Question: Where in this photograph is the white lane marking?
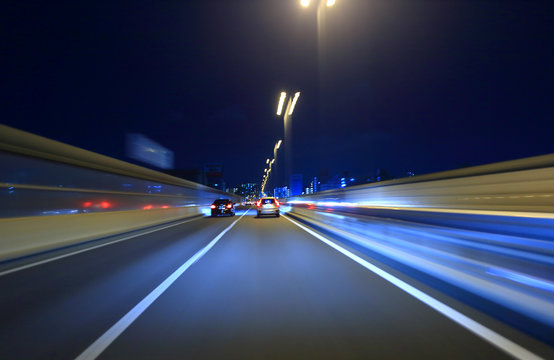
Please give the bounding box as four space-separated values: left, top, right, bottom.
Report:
0 217 203 277
283 215 544 360
75 210 248 360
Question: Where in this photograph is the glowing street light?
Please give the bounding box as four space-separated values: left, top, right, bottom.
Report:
276 92 287 115
277 91 301 117
266 158 270 164
274 91 301 194
288 92 301 115
300 0 336 8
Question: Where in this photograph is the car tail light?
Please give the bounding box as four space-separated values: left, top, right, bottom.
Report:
226 204 233 209
210 205 216 209
256 200 261 207
275 199 280 207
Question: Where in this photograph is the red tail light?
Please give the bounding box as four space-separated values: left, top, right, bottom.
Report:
256 200 261 207
210 205 216 209
226 204 233 209
275 199 280 207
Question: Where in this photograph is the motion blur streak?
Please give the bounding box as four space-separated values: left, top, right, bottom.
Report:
288 154 554 213
487 269 554 293
0 217 200 277
287 206 554 329
75 210 248 360
284 215 544 360
283 155 554 346
1 127 552 357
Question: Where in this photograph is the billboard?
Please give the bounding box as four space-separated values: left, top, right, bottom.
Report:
126 133 174 169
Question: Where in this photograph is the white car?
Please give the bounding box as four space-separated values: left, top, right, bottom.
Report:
256 197 280 217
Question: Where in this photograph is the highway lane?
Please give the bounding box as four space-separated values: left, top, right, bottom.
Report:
0 209 550 359
0 214 238 359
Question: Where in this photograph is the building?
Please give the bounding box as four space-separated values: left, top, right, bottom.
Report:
319 174 341 191
274 186 290 199
235 183 260 201
204 162 225 191
290 174 303 197
310 177 319 193
164 169 204 184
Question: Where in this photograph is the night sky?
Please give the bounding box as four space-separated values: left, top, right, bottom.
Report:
3 0 553 186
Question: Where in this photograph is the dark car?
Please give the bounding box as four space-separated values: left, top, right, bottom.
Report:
210 199 235 217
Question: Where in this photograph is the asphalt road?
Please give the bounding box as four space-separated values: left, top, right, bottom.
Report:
0 209 550 359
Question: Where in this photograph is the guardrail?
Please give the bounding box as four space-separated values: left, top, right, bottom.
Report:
290 153 554 213
287 154 554 343
0 124 239 262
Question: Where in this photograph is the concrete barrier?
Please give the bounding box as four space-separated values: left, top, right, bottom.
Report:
0 124 239 262
289 154 554 213
285 156 554 341
0 207 201 262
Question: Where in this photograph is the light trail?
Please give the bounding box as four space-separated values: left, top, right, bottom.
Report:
284 215 544 360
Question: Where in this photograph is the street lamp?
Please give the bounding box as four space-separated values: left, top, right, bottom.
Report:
262 140 283 197
297 1 337 198
276 92 287 116
276 91 301 195
276 91 301 118
288 92 301 115
299 0 336 8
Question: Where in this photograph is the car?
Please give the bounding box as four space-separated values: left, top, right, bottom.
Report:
256 197 280 217
210 199 235 217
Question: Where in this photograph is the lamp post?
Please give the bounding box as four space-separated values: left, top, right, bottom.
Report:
276 92 300 196
300 1 337 184
261 152 279 196
262 140 282 197
299 0 336 62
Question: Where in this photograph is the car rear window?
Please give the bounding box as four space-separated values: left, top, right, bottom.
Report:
261 198 275 204
214 199 230 205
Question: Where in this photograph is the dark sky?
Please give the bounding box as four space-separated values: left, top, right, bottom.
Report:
3 0 553 186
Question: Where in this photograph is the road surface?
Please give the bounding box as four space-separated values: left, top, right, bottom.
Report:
0 209 550 359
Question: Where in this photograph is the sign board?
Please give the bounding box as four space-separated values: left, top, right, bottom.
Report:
126 133 174 169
